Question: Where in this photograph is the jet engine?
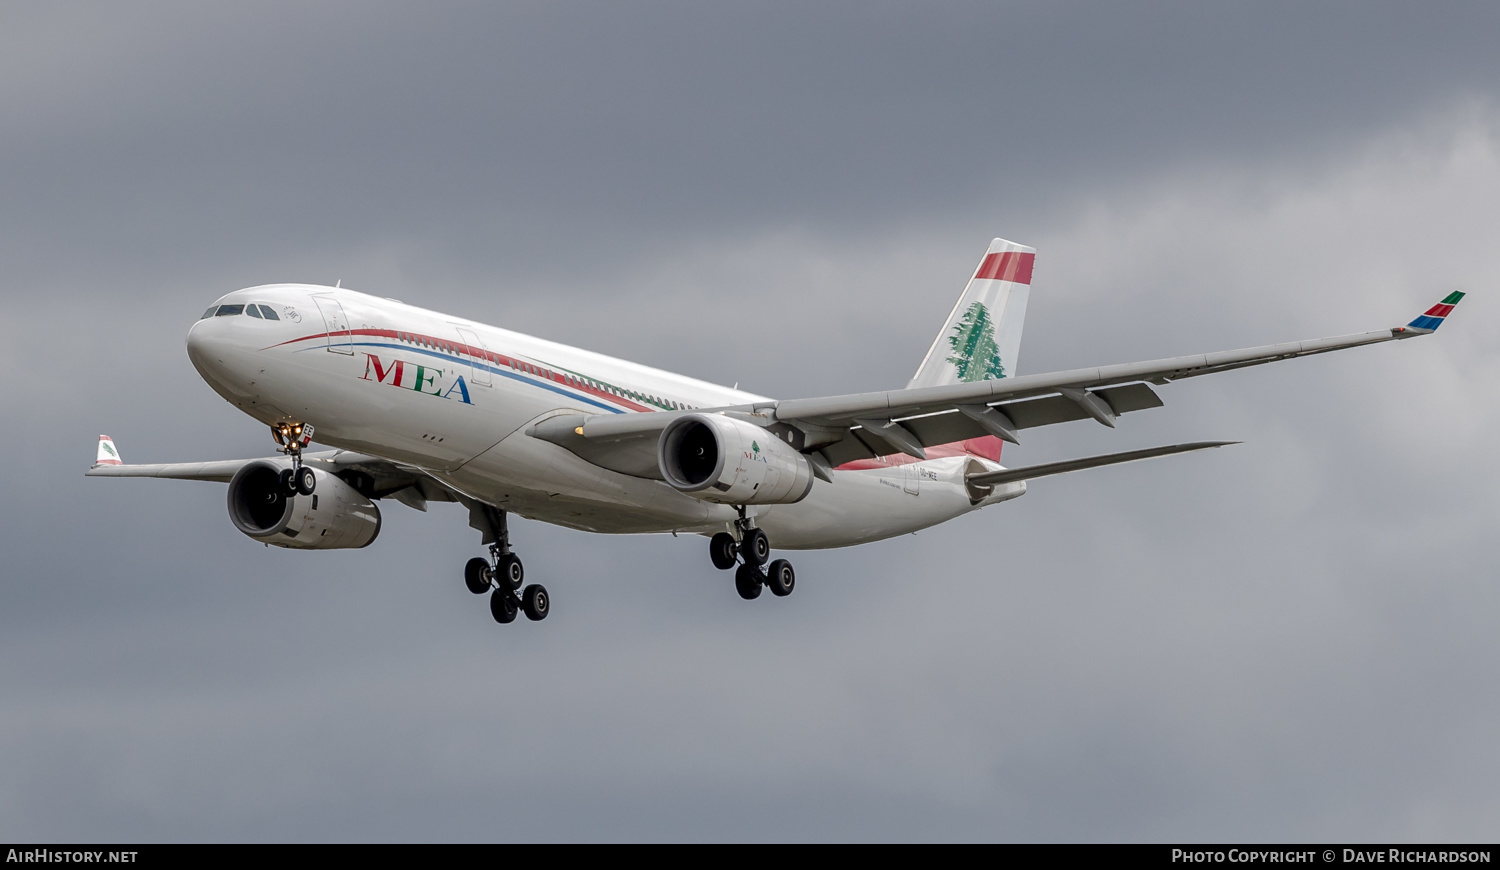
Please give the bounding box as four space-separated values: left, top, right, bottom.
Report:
658 414 815 505
227 461 381 549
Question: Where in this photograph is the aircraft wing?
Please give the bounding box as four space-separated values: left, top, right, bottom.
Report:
85 457 269 482
84 448 370 483
84 444 462 513
773 320 1423 467
529 293 1463 475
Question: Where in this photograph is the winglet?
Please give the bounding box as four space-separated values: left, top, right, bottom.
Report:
1399 291 1465 335
94 435 123 466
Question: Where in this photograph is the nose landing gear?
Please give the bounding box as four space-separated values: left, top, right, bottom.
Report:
271 422 317 496
712 508 795 602
465 505 549 625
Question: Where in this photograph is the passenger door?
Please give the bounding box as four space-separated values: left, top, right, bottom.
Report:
454 326 493 386
312 294 353 355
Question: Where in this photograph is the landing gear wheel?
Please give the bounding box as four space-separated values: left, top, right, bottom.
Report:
278 468 297 496
741 528 770 566
497 553 524 588
522 584 550 621
735 563 764 600
489 589 518 624
464 557 492 595
294 466 317 496
709 533 738 570
766 559 795 597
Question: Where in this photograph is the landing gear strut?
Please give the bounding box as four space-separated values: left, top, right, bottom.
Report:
713 507 795 601
271 422 317 496
465 504 549 624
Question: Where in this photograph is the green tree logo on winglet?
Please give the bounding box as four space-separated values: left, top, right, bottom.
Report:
946 302 1006 382
102 442 117 457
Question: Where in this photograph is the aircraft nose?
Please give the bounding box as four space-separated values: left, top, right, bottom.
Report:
186 313 262 403
185 315 237 383
185 319 215 370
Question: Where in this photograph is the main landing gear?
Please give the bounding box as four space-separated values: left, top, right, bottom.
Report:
271 421 317 496
465 505 549 625
711 509 795 601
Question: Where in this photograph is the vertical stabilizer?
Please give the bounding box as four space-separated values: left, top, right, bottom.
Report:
95 435 122 466
907 238 1036 390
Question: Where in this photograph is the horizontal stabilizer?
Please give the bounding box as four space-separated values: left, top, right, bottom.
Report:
966 441 1236 488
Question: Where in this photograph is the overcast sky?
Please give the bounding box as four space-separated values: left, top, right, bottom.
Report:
2 2 1497 842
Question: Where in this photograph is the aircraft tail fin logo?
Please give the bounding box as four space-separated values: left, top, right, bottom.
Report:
95 435 122 466
908 237 1035 390
945 301 1006 382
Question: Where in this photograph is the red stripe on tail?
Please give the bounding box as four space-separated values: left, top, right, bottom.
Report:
974 252 1035 284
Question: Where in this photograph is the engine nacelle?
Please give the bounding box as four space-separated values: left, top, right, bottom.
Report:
227 461 381 549
658 414 815 505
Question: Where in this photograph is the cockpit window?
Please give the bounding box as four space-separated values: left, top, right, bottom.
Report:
201 306 219 320
259 305 280 320
245 303 263 318
215 304 245 317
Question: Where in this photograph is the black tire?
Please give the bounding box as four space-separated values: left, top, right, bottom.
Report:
278 468 297 496
709 532 738 570
498 554 524 588
464 557 491 595
741 528 770 566
522 584 549 621
766 559 795 597
489 589 518 624
295 466 317 496
734 563 764 600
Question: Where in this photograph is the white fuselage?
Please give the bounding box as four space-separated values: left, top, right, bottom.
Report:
186 284 1024 548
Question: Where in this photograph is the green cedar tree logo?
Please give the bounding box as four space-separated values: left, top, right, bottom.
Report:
102 441 117 457
946 302 1006 382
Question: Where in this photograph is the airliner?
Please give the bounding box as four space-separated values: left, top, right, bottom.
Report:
88 238 1464 625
